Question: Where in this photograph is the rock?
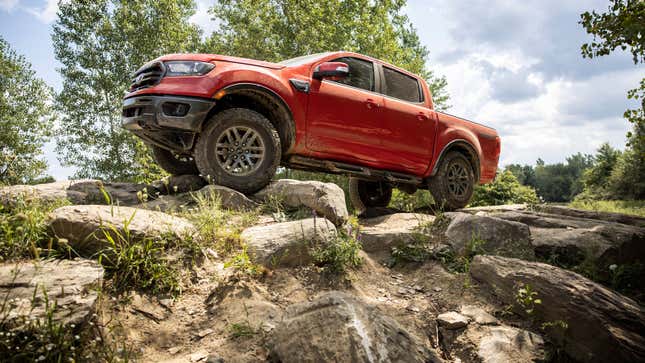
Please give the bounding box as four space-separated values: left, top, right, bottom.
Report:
533 204 645 228
460 305 498 325
150 175 207 195
437 311 469 329
489 210 645 285
270 291 441 363
458 204 528 213
241 217 336 268
470 255 645 362
195 185 259 211
254 179 348 225
48 205 195 257
359 213 435 252
442 212 534 260
140 184 258 212
0 180 92 207
189 351 208 362
0 259 103 328
475 325 545 363
67 180 153 205
206 355 225 363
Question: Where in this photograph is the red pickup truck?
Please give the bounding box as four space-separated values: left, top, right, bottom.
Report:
122 52 500 210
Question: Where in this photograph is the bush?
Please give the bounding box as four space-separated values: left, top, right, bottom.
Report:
312 217 362 273
470 170 539 207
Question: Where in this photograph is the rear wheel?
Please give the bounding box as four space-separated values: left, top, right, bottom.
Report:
151 145 199 175
349 177 393 213
194 108 281 194
428 151 475 210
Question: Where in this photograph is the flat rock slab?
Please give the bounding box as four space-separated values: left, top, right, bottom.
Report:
533 204 645 228
0 180 93 207
270 291 441 363
442 212 534 260
254 179 348 225
458 204 528 213
49 205 195 257
0 259 103 328
359 213 435 252
470 255 645 363
241 217 336 268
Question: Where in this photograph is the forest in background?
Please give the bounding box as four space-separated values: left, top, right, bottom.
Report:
1 0 643 214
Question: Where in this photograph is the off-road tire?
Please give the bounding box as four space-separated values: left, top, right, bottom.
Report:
428 151 475 211
194 108 281 194
151 145 199 175
349 177 393 213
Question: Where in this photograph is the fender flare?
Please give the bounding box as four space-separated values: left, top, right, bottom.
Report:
212 83 296 153
430 139 481 181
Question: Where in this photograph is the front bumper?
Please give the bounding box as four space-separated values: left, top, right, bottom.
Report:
122 95 215 152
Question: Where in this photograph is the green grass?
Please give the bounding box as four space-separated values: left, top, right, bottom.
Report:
569 199 645 217
311 216 363 273
0 198 70 261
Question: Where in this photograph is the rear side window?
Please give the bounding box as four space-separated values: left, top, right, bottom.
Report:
330 57 374 91
383 66 422 102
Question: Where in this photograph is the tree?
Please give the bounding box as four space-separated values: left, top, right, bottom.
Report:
470 170 539 207
580 1 645 198
0 37 54 185
580 143 621 197
204 0 449 109
52 0 201 182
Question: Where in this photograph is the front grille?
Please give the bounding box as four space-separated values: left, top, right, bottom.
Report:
129 61 165 91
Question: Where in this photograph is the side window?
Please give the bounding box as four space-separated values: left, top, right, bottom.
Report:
383 66 422 103
330 57 374 91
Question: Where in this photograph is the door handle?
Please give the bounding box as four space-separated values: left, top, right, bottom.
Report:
417 113 429 121
366 99 380 109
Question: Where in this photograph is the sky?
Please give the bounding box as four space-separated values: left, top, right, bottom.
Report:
1 0 642 180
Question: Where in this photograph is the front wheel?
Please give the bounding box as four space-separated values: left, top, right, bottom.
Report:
194 108 281 194
348 177 393 213
428 151 475 210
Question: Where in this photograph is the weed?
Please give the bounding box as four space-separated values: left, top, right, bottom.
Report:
515 283 542 315
229 322 255 338
436 234 486 274
311 216 362 273
0 197 70 261
0 283 133 362
224 246 264 276
97 217 183 296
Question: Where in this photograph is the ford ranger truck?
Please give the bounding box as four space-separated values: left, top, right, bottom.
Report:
122 52 501 211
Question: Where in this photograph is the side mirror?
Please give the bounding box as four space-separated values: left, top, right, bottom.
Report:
313 62 349 79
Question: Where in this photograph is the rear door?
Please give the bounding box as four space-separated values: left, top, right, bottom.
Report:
379 65 437 174
306 57 386 162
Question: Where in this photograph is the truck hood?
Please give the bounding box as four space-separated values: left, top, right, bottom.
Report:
156 53 285 70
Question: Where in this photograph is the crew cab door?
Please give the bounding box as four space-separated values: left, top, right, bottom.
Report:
306 57 386 162
379 65 437 174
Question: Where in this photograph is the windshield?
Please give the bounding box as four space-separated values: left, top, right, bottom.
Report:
278 52 333 66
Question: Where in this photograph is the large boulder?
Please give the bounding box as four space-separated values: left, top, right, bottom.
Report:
254 179 348 225
470 255 645 363
140 184 258 212
488 210 645 286
269 291 441 363
48 205 195 257
241 217 336 268
441 212 534 260
0 259 103 328
359 213 435 252
149 174 208 195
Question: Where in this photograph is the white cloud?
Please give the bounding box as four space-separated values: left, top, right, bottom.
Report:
190 0 219 36
0 0 19 12
25 0 60 24
405 0 638 167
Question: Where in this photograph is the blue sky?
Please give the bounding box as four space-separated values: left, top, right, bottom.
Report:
1 0 643 180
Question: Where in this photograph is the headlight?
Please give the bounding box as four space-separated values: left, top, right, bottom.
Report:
163 61 215 76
